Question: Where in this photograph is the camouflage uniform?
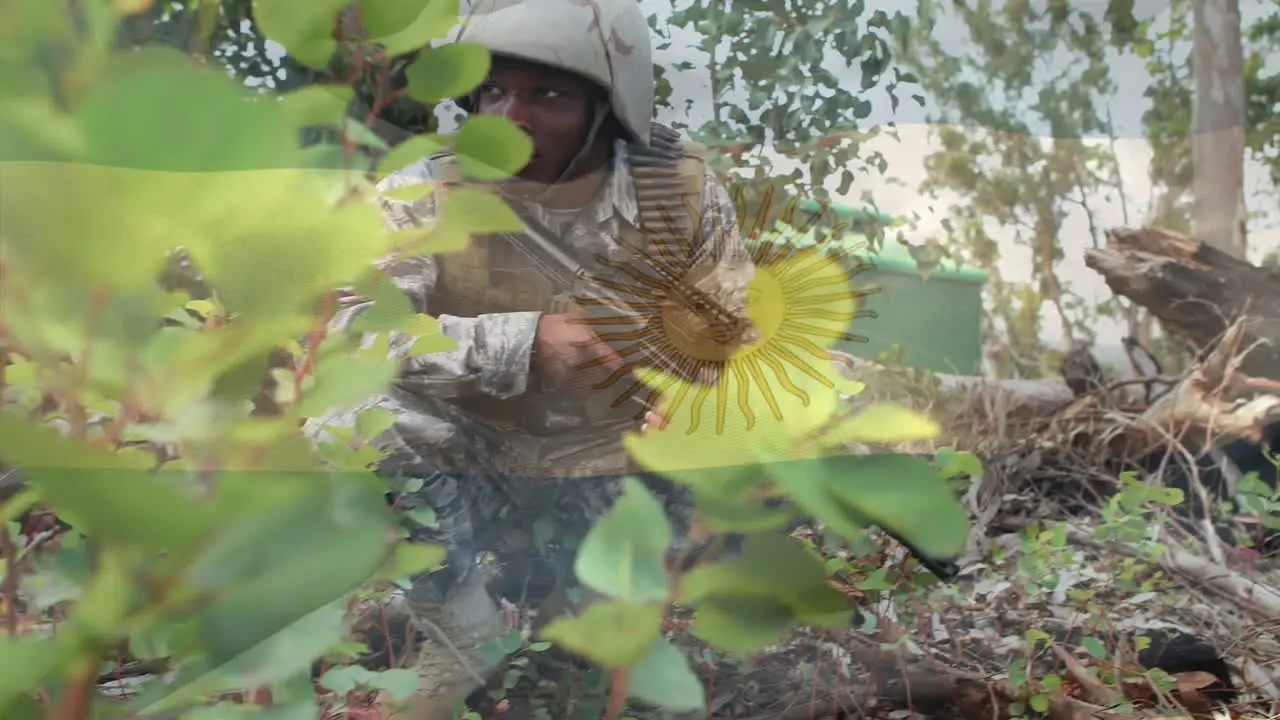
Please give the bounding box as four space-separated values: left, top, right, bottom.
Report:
306 0 753 716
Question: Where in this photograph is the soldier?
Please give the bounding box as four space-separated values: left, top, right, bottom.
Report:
312 0 754 717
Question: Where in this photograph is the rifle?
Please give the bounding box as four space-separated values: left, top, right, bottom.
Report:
879 528 961 581
500 221 963 581
497 214 753 412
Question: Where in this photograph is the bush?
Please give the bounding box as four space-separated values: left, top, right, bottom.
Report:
0 1 968 717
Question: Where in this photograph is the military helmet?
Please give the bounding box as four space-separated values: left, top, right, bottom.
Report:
452 0 655 146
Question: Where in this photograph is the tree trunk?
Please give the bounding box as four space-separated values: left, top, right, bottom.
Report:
1191 0 1248 259
1083 227 1280 382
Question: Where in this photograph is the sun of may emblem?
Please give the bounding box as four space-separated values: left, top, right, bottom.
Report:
570 187 879 434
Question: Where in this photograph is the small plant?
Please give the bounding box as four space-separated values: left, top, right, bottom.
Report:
1005 629 1057 720
1095 472 1182 575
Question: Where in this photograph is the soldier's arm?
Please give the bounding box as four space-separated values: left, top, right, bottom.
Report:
330 162 540 401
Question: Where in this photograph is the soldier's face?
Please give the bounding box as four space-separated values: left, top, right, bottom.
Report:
474 57 601 184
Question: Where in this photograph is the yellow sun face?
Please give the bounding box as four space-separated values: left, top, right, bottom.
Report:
570 187 880 435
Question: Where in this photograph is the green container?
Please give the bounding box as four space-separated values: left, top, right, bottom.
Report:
768 199 989 375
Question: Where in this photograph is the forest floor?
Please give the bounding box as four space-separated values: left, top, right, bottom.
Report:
79 351 1280 720
335 360 1280 720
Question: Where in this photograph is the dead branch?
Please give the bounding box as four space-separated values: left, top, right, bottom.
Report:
1078 319 1280 464
1065 524 1280 623
1084 226 1280 382
1161 541 1280 621
1053 645 1122 706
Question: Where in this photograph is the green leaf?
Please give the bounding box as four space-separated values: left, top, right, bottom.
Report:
382 182 433 203
405 507 438 528
368 0 464 57
781 454 968 559
677 533 851 636
79 59 300 173
201 603 352 699
818 403 940 446
188 475 392 593
252 0 350 69
1029 694 1050 713
539 600 663 668
295 354 398 418
316 438 384 472
774 468 869 542
824 557 845 576
1081 636 1107 659
185 185 390 321
95 287 173 347
378 542 447 580
0 634 76 712
679 534 827 604
356 407 398 444
348 269 419 334
436 186 525 234
402 315 458 356
627 638 706 712
357 0 430 37
320 664 376 694
0 693 41 720
74 548 137 641
1024 628 1052 649
0 415 218 555
856 568 893 591
376 133 446 179
692 595 792 654
693 493 792 534
496 627 524 654
132 480 396 713
405 42 491 103
455 114 534 181
276 85 355 130
0 70 316 290
339 116 390 151
935 448 984 478
574 477 672 603
129 620 200 662
367 668 420 701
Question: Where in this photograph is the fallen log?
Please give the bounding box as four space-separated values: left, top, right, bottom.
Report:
830 351 1075 409
1084 226 1280 382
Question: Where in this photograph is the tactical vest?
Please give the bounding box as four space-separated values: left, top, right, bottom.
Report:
424 122 709 434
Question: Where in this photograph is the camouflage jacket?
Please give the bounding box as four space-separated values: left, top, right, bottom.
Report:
345 138 746 389
324 132 752 478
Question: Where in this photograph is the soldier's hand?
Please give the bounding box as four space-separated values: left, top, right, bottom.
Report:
640 410 667 434
535 313 625 394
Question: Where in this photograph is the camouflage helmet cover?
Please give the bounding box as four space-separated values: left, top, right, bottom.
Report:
453 0 655 146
